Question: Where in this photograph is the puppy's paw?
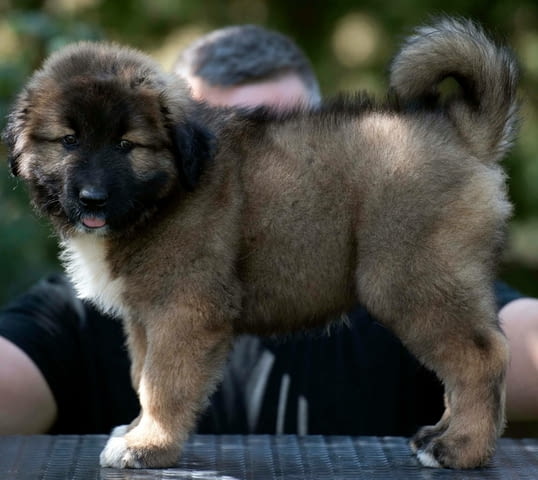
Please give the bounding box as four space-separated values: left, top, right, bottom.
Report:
410 424 444 454
416 449 443 468
414 436 460 469
412 432 493 469
110 424 130 438
100 435 144 469
100 425 182 469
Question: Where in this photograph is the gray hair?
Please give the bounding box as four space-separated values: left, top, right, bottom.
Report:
174 25 321 105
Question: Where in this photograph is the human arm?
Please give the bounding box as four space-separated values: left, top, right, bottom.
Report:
0 335 57 433
502 297 538 422
0 274 138 435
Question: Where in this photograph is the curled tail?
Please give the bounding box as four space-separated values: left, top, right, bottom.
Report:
390 18 519 163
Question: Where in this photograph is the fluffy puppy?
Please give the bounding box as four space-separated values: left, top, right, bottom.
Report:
4 18 518 470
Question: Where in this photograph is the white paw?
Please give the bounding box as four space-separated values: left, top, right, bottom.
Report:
99 434 143 469
110 424 130 438
416 450 442 468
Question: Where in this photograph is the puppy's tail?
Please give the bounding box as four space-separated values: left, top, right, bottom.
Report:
390 18 519 163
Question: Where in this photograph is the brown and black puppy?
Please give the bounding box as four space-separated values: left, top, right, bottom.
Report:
4 18 518 469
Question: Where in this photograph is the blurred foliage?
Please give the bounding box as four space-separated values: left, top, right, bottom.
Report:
0 0 537 304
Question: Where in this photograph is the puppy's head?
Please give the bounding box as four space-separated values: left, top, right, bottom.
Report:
3 41 213 237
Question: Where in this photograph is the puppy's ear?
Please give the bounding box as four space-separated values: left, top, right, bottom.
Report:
170 120 215 191
3 91 30 177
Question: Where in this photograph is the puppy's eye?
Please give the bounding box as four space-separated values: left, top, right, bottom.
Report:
62 135 78 147
118 139 134 152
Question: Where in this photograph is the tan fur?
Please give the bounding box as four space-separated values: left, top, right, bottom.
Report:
4 19 518 469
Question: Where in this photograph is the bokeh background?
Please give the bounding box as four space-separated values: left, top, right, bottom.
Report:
0 0 537 305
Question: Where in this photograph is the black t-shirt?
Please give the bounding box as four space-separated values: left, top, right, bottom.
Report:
0 274 522 435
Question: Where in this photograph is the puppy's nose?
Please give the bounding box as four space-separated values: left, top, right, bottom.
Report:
79 187 108 208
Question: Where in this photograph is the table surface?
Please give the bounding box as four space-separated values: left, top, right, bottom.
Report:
1 434 537 479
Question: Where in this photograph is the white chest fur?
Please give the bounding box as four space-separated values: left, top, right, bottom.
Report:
61 235 128 318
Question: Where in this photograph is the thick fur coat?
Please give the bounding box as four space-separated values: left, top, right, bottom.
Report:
4 18 518 469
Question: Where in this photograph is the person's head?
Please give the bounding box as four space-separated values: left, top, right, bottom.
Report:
173 25 321 109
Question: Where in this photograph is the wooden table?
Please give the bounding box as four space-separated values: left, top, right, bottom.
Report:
1 434 537 479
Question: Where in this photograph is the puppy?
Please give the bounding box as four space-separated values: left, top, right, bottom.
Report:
4 18 518 469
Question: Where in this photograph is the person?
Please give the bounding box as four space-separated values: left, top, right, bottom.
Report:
0 24 537 437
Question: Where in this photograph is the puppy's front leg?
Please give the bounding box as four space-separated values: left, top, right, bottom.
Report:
125 319 147 394
104 319 147 441
100 310 233 469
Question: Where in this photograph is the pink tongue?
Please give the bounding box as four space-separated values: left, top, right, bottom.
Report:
83 217 106 228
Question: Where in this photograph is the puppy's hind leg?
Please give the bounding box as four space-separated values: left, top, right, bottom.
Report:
359 266 509 469
413 318 508 469
406 299 507 469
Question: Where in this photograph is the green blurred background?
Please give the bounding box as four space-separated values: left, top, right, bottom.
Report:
0 0 537 305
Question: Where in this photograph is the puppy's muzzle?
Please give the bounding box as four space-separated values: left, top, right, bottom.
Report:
78 186 108 230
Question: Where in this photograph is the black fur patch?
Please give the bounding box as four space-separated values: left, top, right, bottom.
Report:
472 331 491 352
169 120 216 191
